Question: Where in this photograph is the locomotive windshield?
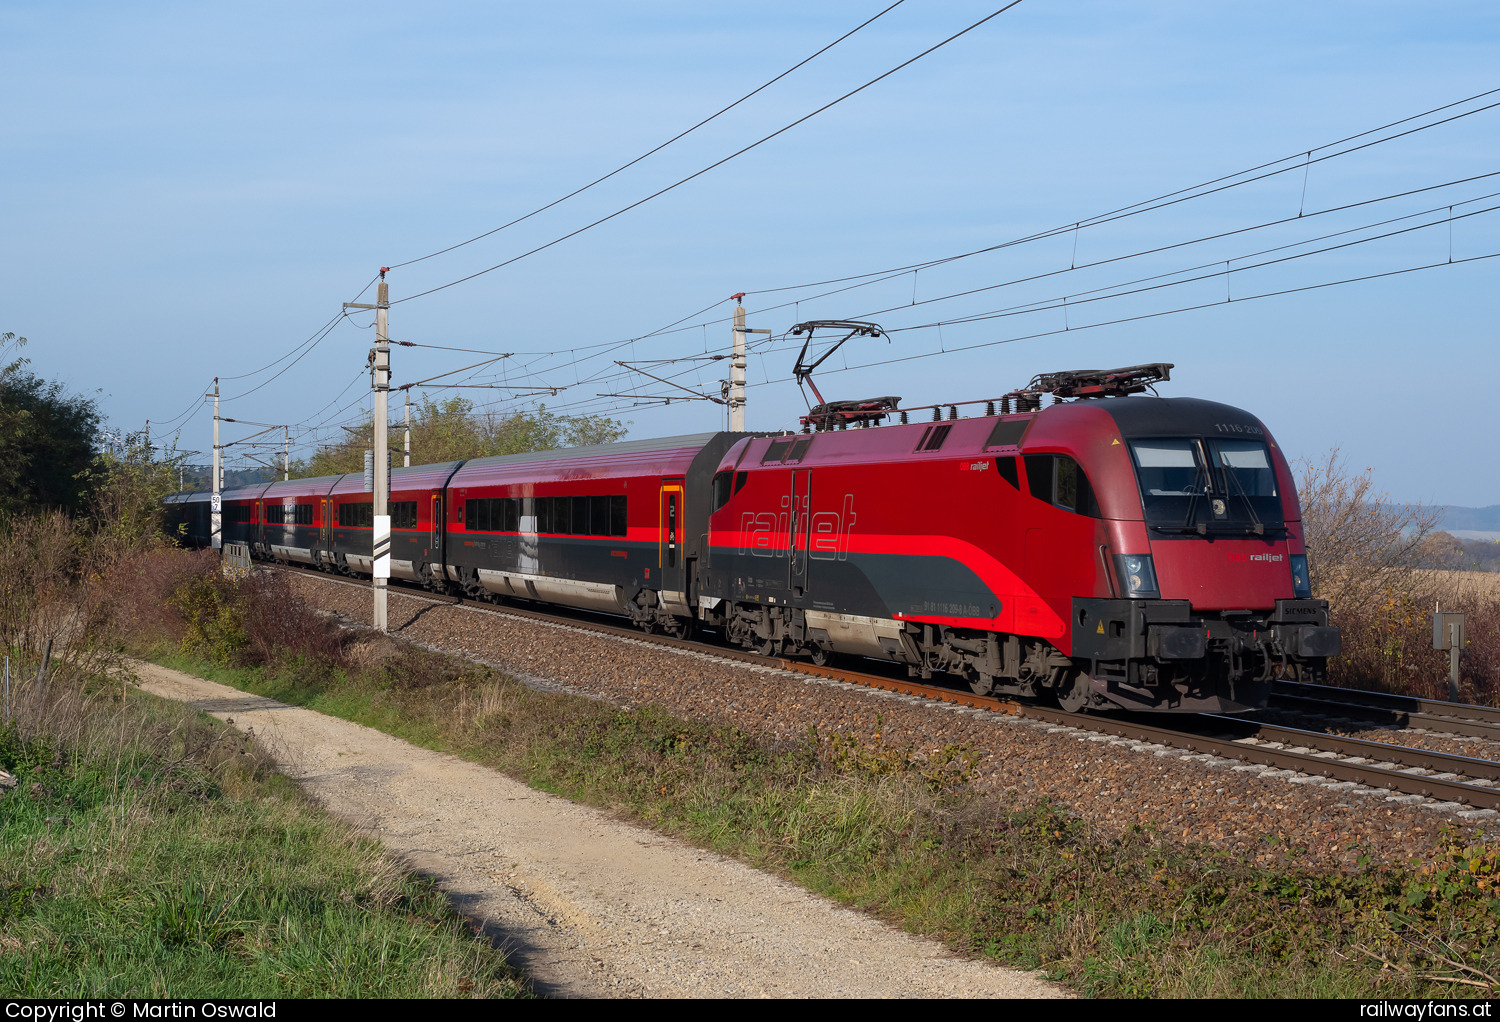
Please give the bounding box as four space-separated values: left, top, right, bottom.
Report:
1129 438 1283 532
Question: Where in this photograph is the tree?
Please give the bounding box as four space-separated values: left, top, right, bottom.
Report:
1414 531 1467 571
1295 448 1440 612
0 332 102 519
85 426 191 564
291 396 629 478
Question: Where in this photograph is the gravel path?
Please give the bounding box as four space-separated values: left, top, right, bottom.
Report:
288 572 1497 870
132 660 1064 1000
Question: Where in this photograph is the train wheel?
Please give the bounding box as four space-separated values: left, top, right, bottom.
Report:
809 644 830 667
1056 672 1090 713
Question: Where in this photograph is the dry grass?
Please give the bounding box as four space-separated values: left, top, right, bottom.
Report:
0 515 525 999
1414 570 1500 606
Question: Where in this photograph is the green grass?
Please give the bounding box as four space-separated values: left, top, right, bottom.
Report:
135 640 1500 999
0 682 526 998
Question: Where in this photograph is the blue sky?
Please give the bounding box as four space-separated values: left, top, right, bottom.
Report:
4 1 1497 505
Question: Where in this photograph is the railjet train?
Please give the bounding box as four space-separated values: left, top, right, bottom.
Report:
168 363 1339 713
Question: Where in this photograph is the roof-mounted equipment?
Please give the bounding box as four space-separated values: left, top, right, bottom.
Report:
789 320 898 431
996 363 1172 411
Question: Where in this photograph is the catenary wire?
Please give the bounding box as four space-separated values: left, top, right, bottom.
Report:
733 86 1500 299
391 1 1027 305
386 1 909 270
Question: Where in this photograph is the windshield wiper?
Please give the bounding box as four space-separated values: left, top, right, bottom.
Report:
1179 446 1209 532
1217 455 1265 535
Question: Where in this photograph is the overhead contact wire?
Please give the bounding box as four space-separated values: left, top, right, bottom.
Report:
387 1 909 270
392 1 1027 305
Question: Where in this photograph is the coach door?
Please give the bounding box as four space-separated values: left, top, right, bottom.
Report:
319 500 329 562
657 479 684 595
787 469 810 597
430 492 442 561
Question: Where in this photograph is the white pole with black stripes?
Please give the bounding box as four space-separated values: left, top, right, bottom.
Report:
372 274 391 632
346 269 392 633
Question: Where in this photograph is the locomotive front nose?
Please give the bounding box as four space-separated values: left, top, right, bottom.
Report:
1071 430 1339 711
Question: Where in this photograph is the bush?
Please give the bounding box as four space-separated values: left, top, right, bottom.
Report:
1325 579 1500 701
167 569 251 666
1297 450 1498 701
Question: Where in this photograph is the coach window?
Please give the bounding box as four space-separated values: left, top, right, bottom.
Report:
588 495 609 536
339 502 374 528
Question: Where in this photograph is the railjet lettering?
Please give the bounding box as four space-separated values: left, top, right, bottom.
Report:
1227 553 1283 563
741 496 855 562
1360 1003 1492 1018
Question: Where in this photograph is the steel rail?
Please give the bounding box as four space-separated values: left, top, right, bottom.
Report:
274 563 1500 811
1199 715 1500 780
1273 680 1500 724
1268 693 1500 742
1270 682 1500 742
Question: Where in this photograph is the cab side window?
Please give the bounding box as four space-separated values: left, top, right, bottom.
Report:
1024 455 1053 503
995 456 1020 489
1024 454 1101 517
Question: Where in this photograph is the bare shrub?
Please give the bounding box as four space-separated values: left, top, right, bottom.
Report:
238 570 348 667
1297 449 1496 700
1296 448 1440 614
0 511 80 653
104 546 219 648
96 546 347 669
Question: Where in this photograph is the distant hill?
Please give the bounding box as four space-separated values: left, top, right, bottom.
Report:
1436 505 1500 532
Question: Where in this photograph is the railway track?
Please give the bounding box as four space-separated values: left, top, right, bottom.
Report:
274 562 1500 814
1268 680 1500 742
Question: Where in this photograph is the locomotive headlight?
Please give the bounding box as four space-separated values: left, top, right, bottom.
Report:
1289 554 1312 599
1113 553 1160 599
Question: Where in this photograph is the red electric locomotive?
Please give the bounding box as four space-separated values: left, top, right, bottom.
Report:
694 363 1337 712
